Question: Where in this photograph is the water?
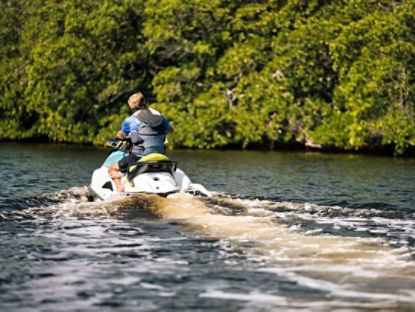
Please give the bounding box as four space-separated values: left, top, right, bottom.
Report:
0 142 414 311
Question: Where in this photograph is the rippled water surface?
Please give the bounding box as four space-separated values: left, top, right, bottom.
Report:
1 143 414 311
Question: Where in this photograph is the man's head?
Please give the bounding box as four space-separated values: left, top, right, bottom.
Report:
128 92 147 111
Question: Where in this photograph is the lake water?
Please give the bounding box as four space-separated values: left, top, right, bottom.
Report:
1 142 414 311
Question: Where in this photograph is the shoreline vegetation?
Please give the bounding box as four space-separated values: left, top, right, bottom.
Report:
3 138 414 158
1 1 414 156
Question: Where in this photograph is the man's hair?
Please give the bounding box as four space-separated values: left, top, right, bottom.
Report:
128 92 147 111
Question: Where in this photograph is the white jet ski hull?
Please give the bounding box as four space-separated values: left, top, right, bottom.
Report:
90 166 211 201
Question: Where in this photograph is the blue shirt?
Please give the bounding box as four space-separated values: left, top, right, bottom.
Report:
121 109 171 136
121 115 141 136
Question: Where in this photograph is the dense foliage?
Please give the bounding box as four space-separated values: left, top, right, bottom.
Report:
1 0 414 155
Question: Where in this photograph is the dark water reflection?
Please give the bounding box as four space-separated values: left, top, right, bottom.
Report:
1 143 414 210
0 143 414 311
169 149 415 210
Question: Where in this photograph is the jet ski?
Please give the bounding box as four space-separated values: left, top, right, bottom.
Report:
89 138 211 201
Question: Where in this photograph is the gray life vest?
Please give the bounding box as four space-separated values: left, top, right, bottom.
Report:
130 121 166 156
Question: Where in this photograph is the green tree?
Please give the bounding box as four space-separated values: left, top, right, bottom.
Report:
1 0 414 155
311 0 415 154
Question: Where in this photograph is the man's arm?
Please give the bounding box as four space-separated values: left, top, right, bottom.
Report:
161 115 174 133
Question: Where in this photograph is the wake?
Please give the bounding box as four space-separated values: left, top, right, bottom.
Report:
1 187 415 304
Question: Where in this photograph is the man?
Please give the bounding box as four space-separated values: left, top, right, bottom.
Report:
117 92 172 139
108 92 173 192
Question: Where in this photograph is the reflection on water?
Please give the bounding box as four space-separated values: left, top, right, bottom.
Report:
0 143 415 311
